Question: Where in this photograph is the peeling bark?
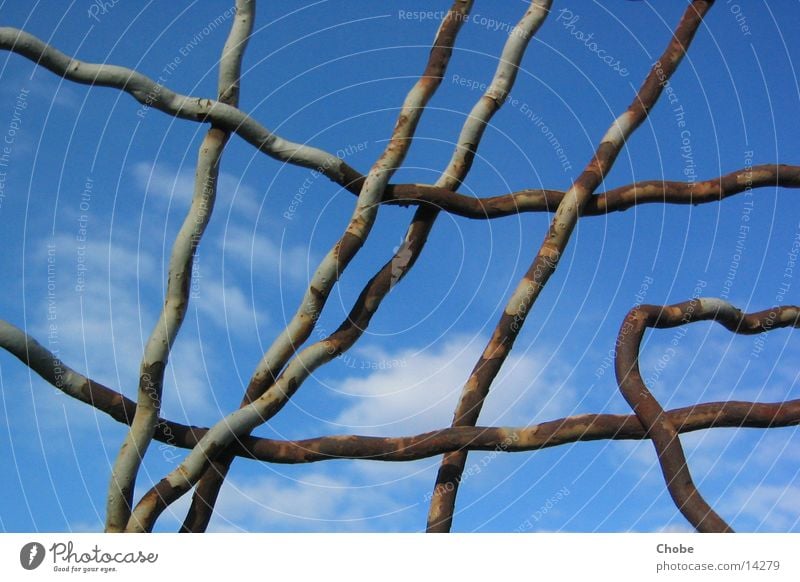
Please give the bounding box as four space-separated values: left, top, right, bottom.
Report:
3 0 798 535
131 0 476 533
426 0 715 533
615 300 800 533
108 0 255 533
3 317 798 467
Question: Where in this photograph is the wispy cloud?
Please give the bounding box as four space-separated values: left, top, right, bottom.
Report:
210 471 410 532
220 223 313 285
26 231 217 426
724 484 800 531
326 334 576 436
131 160 261 218
190 275 267 333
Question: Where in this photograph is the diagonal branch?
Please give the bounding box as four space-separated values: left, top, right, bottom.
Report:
106 0 255 533
180 0 553 533
426 0 715 533
0 25 363 191
128 0 475 533
615 299 800 533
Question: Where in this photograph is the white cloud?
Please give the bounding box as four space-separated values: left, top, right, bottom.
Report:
326 334 576 436
210 471 409 532
656 523 696 533
27 231 217 427
159 334 218 422
724 484 800 531
191 275 266 332
30 232 155 396
220 223 313 285
131 161 260 217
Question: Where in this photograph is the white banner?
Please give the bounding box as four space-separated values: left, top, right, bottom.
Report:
1 533 797 580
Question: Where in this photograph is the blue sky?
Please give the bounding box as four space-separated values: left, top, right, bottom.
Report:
0 0 798 532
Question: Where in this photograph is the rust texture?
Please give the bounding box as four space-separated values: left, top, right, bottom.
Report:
5 0 800 534
378 164 800 218
177 0 475 533
10 333 799 464
615 300 800 532
426 0 716 533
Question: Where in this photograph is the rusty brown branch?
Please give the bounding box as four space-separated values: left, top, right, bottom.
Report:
130 0 476 534
3 317 797 466
380 164 800 218
426 0 715 533
180 0 556 534
179 0 480 534
615 299 800 533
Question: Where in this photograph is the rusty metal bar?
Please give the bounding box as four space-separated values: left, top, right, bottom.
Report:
426 0 715 533
615 299 800 532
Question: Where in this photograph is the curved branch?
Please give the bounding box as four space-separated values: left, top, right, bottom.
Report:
0 26 362 190
427 0 715 533
3 318 798 466
383 164 800 218
180 0 553 533
6 27 796 222
247 399 800 462
129 0 475 533
109 0 255 533
616 299 800 533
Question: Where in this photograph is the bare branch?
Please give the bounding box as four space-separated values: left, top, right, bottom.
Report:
109 0 255 533
427 0 715 532
239 399 800 463
0 25 362 189
5 19 794 222
381 164 800 218
616 299 800 533
129 0 475 533
4 316 797 468
180 0 553 533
